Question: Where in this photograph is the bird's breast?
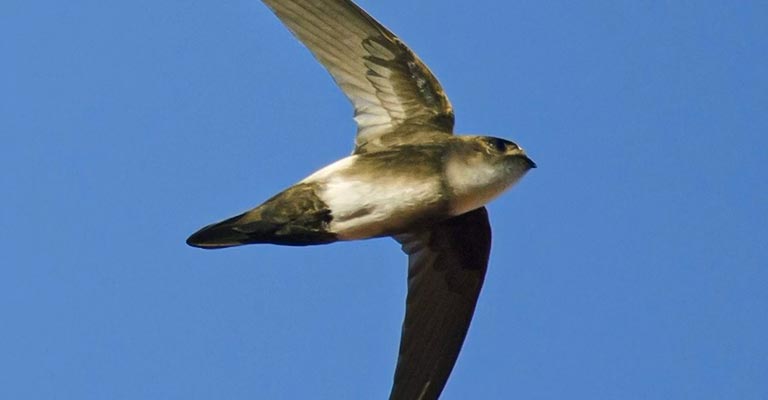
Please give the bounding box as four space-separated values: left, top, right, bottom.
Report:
444 157 528 216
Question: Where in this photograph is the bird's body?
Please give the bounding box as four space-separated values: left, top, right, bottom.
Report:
189 136 533 247
187 0 536 398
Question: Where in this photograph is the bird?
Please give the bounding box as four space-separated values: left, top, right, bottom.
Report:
186 0 536 398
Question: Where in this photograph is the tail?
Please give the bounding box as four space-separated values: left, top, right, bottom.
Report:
186 210 338 249
186 212 258 249
188 183 338 249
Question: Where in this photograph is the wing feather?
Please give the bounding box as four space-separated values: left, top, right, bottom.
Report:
391 207 492 399
261 0 455 153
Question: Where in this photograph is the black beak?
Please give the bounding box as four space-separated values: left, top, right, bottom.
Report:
524 155 537 169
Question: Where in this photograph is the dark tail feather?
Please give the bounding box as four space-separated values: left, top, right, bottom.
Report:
187 212 338 249
186 213 255 249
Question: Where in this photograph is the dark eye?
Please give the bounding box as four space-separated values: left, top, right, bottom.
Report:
490 138 507 152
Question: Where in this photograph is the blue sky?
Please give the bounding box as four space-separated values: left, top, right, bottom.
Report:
2 0 767 398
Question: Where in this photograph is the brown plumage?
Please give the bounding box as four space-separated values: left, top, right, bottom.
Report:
187 1 536 399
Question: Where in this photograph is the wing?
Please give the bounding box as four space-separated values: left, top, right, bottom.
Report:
261 0 455 153
391 207 491 400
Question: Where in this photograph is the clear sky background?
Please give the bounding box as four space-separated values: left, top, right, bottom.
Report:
2 0 767 399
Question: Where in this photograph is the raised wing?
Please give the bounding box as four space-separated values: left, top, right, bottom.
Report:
261 0 455 153
391 207 491 400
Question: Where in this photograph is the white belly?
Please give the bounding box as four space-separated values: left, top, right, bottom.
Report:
301 155 443 239
320 175 442 239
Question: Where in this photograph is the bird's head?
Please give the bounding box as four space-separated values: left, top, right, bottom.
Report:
443 135 535 215
456 135 536 171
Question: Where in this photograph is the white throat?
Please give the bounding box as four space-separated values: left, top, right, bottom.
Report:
445 158 527 216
